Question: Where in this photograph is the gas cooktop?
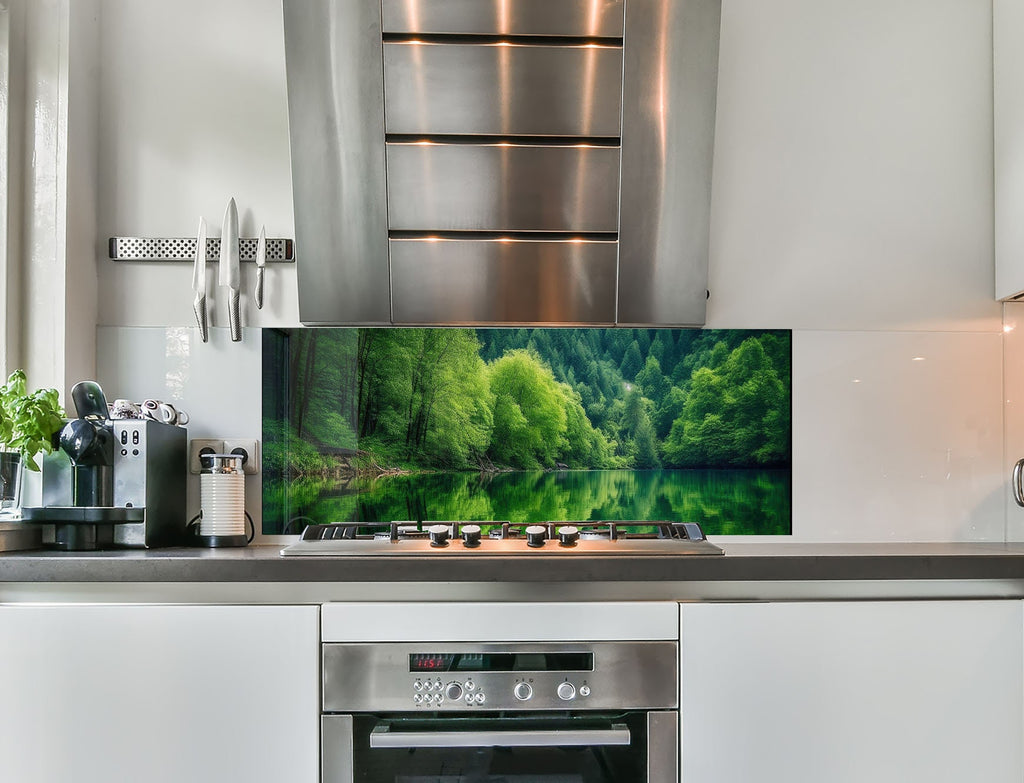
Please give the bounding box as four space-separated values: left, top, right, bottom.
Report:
280 521 724 557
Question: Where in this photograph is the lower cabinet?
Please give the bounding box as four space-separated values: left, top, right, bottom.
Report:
0 604 319 783
679 600 1023 783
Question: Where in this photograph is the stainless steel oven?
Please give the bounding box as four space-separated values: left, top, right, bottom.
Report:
321 640 678 782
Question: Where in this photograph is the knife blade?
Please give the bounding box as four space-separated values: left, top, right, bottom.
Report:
219 197 241 342
192 217 209 342
254 224 266 310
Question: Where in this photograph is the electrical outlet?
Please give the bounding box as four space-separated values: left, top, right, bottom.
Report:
189 439 224 474
223 438 260 475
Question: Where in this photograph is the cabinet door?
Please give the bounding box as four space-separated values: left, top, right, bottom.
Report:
0 604 319 783
680 601 1023 783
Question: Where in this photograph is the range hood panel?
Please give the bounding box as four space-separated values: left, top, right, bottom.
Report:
383 42 624 138
381 0 626 38
386 143 622 233
390 239 617 325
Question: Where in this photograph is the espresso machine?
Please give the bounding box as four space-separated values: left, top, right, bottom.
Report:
22 381 187 550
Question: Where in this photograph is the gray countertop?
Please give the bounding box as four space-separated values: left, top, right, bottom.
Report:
3 542 1024 584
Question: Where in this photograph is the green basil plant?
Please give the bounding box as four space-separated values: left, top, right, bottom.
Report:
0 370 65 471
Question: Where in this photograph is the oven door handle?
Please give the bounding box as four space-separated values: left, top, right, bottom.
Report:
369 723 631 749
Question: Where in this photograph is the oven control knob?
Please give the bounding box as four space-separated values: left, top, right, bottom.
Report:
514 682 533 701
445 682 464 701
461 524 481 548
428 524 450 547
557 682 576 701
525 525 547 548
557 525 579 546
579 685 591 697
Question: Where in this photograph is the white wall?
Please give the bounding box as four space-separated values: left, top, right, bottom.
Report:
91 0 1004 542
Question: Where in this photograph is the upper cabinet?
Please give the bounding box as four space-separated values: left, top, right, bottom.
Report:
996 0 1024 300
283 0 721 326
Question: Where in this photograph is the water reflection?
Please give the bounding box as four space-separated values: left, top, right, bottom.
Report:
265 469 790 536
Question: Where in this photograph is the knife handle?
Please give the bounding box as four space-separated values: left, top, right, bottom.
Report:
255 267 265 310
193 294 209 343
229 289 241 342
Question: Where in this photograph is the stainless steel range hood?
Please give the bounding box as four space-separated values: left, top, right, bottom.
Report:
283 0 721 326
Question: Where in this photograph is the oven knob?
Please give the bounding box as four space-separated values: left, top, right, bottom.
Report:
445 682 464 701
557 525 579 546
474 692 486 705
525 525 547 548
413 680 423 691
413 694 422 705
465 680 476 691
428 524 450 547
461 524 481 548
579 685 591 697
557 682 576 701
513 682 533 701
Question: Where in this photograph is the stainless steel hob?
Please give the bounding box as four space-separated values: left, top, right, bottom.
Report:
280 520 723 557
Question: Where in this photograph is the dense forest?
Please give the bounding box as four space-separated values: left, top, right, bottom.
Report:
263 328 791 476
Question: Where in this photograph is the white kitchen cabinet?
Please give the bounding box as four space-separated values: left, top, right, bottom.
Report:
996 0 1024 300
0 604 319 783
679 601 1023 783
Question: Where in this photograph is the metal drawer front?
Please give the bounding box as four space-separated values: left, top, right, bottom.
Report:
382 0 625 37
390 239 617 324
384 42 623 137
386 143 621 232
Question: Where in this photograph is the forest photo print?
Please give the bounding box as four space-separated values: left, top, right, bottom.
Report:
263 328 791 535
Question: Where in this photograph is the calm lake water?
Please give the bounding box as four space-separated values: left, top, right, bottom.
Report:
264 468 790 536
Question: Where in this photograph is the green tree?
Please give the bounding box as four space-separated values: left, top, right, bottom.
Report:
487 350 568 469
662 337 789 468
619 340 643 380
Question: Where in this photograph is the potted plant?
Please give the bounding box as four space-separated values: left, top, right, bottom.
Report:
0 370 65 513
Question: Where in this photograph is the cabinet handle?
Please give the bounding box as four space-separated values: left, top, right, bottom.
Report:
1013 459 1024 507
369 723 630 749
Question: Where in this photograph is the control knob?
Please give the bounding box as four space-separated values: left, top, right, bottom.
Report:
445 682 464 701
513 682 533 701
428 524 450 547
556 682 576 701
525 525 547 548
557 525 579 547
461 524 481 548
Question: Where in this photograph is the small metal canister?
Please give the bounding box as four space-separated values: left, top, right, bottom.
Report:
197 453 247 547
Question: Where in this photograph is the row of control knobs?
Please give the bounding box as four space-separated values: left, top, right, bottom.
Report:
428 524 581 548
414 678 590 705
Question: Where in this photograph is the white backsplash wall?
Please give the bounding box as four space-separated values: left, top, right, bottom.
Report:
96 327 264 535
1003 302 1024 541
89 0 1006 542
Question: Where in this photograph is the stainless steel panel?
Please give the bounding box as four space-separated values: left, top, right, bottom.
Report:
617 0 721 325
283 0 392 325
386 143 621 232
322 715 354 783
322 641 678 712
390 239 617 324
647 711 679 783
382 0 625 37
384 42 623 137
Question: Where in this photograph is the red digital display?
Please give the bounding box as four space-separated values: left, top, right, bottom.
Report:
410 654 454 672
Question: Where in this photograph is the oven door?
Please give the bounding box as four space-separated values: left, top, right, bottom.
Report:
323 711 677 783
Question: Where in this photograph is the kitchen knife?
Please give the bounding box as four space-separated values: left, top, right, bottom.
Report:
192 217 209 342
254 224 266 310
219 197 241 342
